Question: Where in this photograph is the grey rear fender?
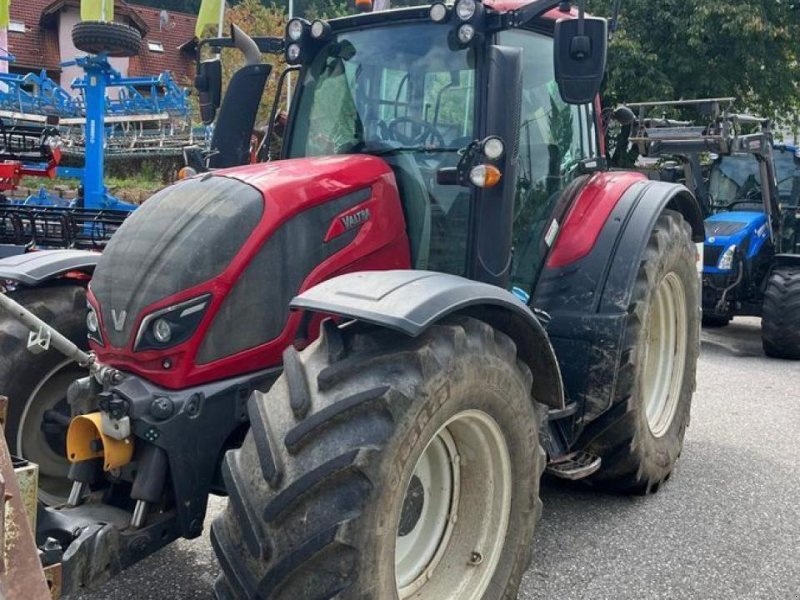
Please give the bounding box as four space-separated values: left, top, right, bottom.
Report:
290 270 565 409
0 249 99 286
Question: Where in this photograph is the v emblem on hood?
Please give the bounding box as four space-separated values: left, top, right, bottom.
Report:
111 309 127 332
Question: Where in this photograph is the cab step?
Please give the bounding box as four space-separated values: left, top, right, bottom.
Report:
545 451 602 480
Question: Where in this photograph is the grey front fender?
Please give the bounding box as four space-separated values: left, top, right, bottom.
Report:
774 253 800 269
0 249 100 286
291 270 565 409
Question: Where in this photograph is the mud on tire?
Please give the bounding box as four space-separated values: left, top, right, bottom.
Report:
72 21 142 58
0 284 88 504
761 266 800 360
580 210 700 494
212 316 545 599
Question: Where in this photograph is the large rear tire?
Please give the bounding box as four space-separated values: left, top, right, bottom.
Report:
761 266 800 359
0 285 88 504
581 210 699 493
211 316 544 599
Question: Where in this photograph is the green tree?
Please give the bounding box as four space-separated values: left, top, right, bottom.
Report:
588 0 800 123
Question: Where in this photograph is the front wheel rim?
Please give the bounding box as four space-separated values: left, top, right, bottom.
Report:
395 410 512 599
17 360 83 505
642 272 688 437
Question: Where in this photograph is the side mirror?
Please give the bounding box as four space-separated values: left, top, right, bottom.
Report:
195 58 222 125
553 17 608 105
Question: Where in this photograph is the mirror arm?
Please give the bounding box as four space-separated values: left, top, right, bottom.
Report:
503 0 564 28
436 167 459 186
198 36 285 56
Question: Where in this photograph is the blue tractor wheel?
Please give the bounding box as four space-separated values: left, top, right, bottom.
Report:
762 266 800 359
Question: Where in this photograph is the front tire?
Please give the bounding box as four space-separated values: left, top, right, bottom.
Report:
582 210 700 493
212 317 544 599
761 266 800 359
0 285 88 504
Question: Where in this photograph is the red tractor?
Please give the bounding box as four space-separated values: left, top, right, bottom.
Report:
0 1 704 598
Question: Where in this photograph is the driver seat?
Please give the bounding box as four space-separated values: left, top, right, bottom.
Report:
381 153 431 269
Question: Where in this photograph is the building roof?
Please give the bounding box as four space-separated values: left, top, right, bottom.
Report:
7 0 197 81
41 0 149 33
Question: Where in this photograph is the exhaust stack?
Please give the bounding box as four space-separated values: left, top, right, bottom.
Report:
231 23 261 66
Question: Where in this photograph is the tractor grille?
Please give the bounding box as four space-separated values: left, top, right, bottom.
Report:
704 245 724 268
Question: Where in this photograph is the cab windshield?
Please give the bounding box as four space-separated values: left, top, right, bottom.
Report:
287 22 476 275
709 155 764 208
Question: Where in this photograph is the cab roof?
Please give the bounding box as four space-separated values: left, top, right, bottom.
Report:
329 1 579 30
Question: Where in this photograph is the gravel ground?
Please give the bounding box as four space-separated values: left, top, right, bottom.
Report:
76 317 800 600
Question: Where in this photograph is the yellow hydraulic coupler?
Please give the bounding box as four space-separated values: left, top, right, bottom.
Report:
66 413 134 471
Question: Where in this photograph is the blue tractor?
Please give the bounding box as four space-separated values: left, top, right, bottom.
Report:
616 99 800 358
703 142 800 344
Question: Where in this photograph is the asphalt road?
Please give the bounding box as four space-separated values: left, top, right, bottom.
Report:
76 317 800 600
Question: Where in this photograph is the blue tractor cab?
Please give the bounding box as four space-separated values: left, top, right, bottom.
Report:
618 99 800 358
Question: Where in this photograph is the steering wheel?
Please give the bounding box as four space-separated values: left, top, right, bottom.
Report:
388 116 446 147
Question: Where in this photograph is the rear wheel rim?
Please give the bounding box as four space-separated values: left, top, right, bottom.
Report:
395 410 512 599
642 272 688 437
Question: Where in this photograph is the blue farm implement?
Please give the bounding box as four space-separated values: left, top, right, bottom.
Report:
0 44 192 255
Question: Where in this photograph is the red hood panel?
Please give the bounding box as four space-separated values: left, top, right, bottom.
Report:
220 155 394 219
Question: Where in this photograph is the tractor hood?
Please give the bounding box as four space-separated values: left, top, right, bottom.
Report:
90 155 397 363
705 211 768 248
90 175 264 349
703 211 770 273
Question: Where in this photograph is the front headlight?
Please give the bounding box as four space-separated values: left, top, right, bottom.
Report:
717 244 737 271
86 307 98 333
153 318 173 344
86 305 103 346
134 294 211 352
286 19 305 42
455 0 477 21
